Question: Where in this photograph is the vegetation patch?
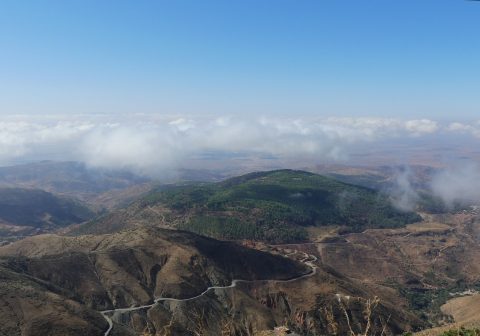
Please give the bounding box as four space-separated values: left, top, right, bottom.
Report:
143 170 421 243
386 278 480 327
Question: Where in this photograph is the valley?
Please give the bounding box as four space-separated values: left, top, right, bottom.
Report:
0 163 478 335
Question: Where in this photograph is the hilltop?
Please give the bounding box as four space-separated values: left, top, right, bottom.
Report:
75 170 421 243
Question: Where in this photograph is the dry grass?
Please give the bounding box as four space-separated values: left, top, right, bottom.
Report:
415 294 480 336
441 294 480 325
306 225 341 242
405 221 452 234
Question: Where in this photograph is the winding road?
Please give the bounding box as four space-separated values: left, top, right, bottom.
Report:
101 251 318 336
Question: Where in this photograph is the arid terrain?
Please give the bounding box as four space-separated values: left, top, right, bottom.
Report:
0 164 479 335
0 225 423 336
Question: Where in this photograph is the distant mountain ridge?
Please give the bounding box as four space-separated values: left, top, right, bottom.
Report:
0 187 94 237
0 161 149 196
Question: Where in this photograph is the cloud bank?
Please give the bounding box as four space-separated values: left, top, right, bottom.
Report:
446 121 480 138
388 162 480 211
430 163 480 206
0 115 474 176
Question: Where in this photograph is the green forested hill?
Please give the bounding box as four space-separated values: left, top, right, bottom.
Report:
139 170 421 243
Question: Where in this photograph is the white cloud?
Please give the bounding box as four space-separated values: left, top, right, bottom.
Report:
404 119 438 135
0 120 94 162
430 163 480 205
0 115 458 175
389 167 419 211
446 121 480 138
168 118 196 132
80 127 179 175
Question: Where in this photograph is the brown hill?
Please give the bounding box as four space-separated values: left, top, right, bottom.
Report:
0 227 424 335
0 265 107 336
0 227 308 309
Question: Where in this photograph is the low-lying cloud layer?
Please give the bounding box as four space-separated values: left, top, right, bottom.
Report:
0 114 475 176
447 121 480 138
430 163 480 206
389 162 480 210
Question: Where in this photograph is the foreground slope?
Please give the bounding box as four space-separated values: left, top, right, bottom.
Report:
0 227 312 335
0 227 308 309
0 227 423 335
0 265 108 336
76 170 420 243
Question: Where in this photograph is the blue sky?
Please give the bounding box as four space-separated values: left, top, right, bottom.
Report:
0 0 479 119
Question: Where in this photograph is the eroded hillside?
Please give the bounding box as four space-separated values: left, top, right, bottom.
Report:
0 227 423 335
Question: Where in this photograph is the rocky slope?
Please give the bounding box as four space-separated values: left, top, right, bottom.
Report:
0 226 425 335
0 265 107 336
0 227 309 307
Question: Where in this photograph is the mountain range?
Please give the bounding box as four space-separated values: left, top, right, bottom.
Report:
0 161 476 335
